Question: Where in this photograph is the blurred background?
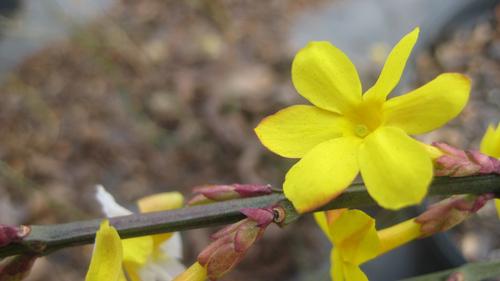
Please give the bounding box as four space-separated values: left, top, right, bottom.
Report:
0 0 499 280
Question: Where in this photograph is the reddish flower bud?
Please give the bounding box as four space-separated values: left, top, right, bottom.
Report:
209 220 247 241
239 208 275 227
198 234 234 266
188 184 273 205
193 185 239 202
198 219 265 281
432 142 500 177
415 194 493 236
0 254 37 281
467 150 498 174
197 206 277 280
233 184 273 197
0 225 30 248
204 243 242 280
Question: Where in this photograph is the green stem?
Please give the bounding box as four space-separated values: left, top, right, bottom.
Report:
400 259 500 281
1 175 499 258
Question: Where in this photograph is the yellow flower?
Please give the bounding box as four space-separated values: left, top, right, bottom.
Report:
315 209 422 281
315 209 379 281
255 27 471 212
93 185 185 281
85 220 127 281
480 122 500 217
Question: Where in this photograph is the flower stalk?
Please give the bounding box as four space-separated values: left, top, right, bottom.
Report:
0 175 499 259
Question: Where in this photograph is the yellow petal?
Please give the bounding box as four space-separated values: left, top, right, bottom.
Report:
123 263 141 281
420 143 444 160
85 220 126 281
137 192 184 249
480 123 500 158
314 210 347 243
292 41 362 114
364 28 419 102
122 236 154 272
383 73 471 135
331 249 345 281
359 127 433 209
330 248 369 281
173 262 207 281
137 192 184 212
152 234 174 255
255 105 354 158
495 199 500 219
343 263 369 281
314 212 331 241
284 137 361 213
330 209 380 265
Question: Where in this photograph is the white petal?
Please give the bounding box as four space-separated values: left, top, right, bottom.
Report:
161 232 183 260
95 184 132 217
138 257 186 281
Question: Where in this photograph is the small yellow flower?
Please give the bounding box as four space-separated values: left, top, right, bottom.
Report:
315 209 380 281
255 27 471 212
480 122 500 217
85 220 126 281
315 209 422 281
93 185 185 281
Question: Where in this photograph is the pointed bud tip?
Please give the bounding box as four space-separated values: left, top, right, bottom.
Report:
240 208 274 227
233 184 273 197
198 216 272 280
432 143 499 177
189 184 273 204
0 225 31 247
416 195 493 236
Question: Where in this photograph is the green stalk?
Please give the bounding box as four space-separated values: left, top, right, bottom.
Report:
0 175 499 258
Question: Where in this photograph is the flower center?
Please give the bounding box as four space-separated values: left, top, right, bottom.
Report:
355 124 369 138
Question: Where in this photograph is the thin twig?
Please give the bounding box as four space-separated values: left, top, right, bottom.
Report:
0 175 499 258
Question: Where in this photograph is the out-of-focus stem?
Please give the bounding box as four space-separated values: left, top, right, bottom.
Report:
0 174 499 258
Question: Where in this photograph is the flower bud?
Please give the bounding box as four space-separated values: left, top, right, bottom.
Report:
0 225 30 248
467 150 500 174
432 142 500 177
196 207 277 280
197 218 265 280
0 254 37 281
188 184 272 205
415 194 493 236
239 207 275 227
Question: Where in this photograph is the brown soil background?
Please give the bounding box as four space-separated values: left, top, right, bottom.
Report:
0 1 498 280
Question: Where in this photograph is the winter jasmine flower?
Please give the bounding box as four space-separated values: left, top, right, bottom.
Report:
89 185 185 281
256 27 470 212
